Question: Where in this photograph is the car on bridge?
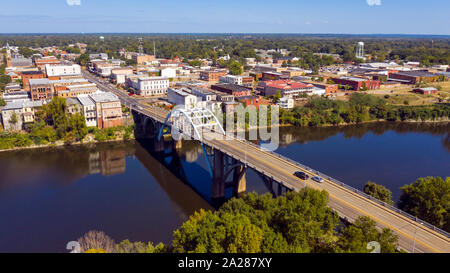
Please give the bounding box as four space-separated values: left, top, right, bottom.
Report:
312 176 324 183
294 171 309 180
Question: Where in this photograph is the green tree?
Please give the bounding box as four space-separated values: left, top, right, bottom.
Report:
228 60 243 76
77 53 90 66
363 182 394 205
68 113 88 141
115 240 166 253
398 177 450 231
0 98 6 106
336 216 398 253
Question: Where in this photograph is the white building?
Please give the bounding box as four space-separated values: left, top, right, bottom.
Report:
136 76 169 97
161 67 177 78
77 95 98 127
276 97 294 109
220 75 243 85
45 64 81 77
167 88 198 109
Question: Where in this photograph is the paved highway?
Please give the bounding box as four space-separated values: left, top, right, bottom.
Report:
83 70 450 253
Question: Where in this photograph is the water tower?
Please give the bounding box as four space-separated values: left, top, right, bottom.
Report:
356 41 364 59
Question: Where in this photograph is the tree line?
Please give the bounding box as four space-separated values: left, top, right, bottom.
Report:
280 94 450 127
1 34 449 66
364 177 450 233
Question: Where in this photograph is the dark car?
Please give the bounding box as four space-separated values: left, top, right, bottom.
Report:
294 171 309 180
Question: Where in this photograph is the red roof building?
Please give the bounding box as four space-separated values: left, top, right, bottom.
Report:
259 80 315 97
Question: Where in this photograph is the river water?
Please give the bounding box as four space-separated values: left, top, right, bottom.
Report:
0 122 448 252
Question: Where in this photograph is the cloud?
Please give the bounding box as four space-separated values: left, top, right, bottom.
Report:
66 0 81 6
366 0 381 6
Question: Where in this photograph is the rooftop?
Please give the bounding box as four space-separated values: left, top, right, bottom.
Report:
264 80 313 90
89 92 119 103
211 83 249 92
21 70 45 75
29 78 51 85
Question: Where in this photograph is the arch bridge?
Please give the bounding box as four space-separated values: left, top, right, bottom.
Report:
131 105 450 253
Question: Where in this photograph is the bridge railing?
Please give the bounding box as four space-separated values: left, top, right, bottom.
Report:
230 133 450 239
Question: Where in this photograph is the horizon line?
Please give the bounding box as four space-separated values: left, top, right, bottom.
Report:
0 32 449 37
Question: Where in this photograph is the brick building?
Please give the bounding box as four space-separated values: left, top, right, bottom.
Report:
331 77 380 91
29 78 55 101
133 54 155 65
413 87 438 95
388 71 439 84
199 69 228 82
89 92 123 129
210 83 251 97
21 71 45 91
34 56 60 69
259 80 315 97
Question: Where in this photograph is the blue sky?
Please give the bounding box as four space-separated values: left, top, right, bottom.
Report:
0 0 449 34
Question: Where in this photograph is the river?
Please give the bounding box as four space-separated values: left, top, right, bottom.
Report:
0 122 448 252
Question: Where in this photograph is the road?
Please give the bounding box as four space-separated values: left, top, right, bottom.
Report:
83 70 450 253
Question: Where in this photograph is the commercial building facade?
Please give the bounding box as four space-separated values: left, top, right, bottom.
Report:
29 78 55 101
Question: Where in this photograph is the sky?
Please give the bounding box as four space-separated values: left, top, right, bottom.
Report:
0 0 449 34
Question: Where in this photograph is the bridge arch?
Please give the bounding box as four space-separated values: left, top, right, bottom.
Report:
158 107 225 141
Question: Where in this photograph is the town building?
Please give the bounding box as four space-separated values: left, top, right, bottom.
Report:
10 57 33 68
276 96 295 109
199 69 228 82
4 83 22 93
65 98 83 115
133 54 155 65
160 67 177 78
388 71 439 84
331 76 380 91
413 87 438 95
29 78 55 101
302 82 338 94
51 78 91 92
259 80 315 97
1 100 42 131
281 69 306 78
34 56 60 69
167 88 198 109
89 92 123 129
111 68 134 84
45 64 81 79
189 87 217 102
219 75 254 88
89 53 108 60
210 83 251 97
127 76 169 96
21 71 45 91
262 71 289 81
77 95 98 127
58 83 98 98
236 96 269 109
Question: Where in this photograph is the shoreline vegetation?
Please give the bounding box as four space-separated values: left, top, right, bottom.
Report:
2 118 447 153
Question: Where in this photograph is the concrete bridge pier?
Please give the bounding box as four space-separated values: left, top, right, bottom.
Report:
210 148 247 201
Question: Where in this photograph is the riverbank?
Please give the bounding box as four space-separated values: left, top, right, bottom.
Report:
0 125 135 153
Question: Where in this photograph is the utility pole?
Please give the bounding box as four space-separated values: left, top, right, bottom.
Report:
153 41 156 57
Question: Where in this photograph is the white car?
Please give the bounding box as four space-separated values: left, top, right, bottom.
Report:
312 176 324 183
